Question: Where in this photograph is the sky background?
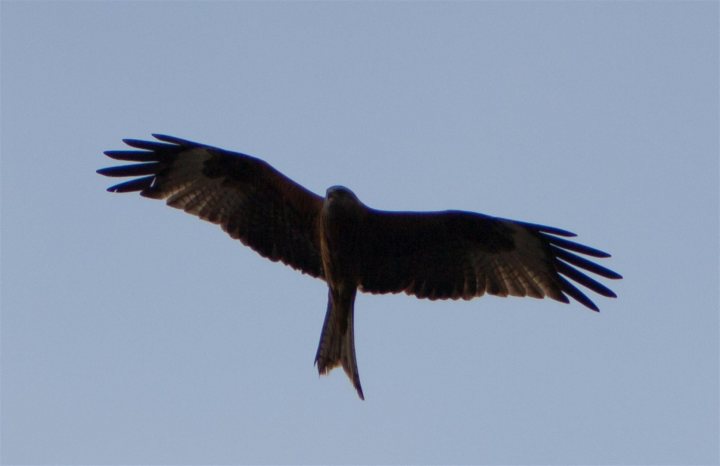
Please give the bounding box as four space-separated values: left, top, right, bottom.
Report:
2 1 718 464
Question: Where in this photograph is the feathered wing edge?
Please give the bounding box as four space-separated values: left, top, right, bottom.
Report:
99 134 216 193
518 221 622 311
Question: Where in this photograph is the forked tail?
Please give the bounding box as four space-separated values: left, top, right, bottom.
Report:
314 288 364 399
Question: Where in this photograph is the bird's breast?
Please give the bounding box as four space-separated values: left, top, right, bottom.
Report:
319 205 364 287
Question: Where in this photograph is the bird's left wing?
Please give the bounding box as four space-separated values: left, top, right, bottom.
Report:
98 134 325 278
357 209 621 311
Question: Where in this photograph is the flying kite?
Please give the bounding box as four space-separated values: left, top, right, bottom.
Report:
98 134 621 399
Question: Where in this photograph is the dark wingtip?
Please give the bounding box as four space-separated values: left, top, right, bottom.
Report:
104 149 137 157
584 300 600 312
151 133 176 141
545 235 612 258
104 176 155 193
151 133 201 146
557 276 601 311
544 226 577 237
121 138 143 146
516 220 577 237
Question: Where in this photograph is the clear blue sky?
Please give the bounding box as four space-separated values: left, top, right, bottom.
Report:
2 2 717 464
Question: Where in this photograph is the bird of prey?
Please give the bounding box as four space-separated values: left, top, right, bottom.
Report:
98 134 621 399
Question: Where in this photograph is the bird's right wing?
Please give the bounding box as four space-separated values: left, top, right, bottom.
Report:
98 134 325 278
357 209 621 311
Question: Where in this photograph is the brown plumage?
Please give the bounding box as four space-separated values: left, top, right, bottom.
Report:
98 134 622 399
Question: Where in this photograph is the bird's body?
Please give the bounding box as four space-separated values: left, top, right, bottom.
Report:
98 134 621 399
317 187 372 398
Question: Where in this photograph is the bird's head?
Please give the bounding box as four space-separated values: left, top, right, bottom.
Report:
324 185 365 217
326 185 359 202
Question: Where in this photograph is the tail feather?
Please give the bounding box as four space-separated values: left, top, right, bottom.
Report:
314 288 364 400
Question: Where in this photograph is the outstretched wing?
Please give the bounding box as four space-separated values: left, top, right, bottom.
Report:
98 134 324 278
357 209 621 311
